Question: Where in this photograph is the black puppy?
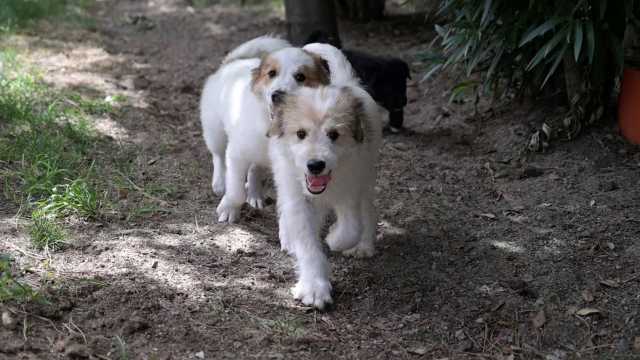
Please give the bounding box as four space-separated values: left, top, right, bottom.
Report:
305 31 411 132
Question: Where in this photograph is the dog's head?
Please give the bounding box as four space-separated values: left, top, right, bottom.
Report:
251 47 330 108
267 86 367 196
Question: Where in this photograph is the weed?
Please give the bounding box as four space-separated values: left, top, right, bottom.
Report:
36 178 101 219
28 209 66 251
0 254 42 303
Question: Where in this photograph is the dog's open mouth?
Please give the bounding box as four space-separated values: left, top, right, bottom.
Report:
305 173 332 194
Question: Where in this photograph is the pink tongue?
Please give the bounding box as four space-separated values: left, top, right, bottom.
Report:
308 174 331 187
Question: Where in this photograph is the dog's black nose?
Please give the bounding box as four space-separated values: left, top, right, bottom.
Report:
271 90 285 104
307 159 326 175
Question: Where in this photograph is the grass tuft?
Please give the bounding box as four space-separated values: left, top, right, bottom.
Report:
28 209 66 251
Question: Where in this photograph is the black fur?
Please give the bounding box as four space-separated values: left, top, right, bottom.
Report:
305 31 411 131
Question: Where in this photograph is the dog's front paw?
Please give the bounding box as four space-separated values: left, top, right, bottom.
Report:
212 178 225 197
246 195 264 209
342 242 375 258
292 279 332 310
216 197 241 223
279 226 293 254
325 224 360 252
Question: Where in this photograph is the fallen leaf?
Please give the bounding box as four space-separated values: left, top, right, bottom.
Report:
633 337 640 353
581 289 594 303
532 309 546 328
478 213 497 220
589 199 596 207
407 346 428 355
507 214 528 223
576 308 601 317
600 279 620 288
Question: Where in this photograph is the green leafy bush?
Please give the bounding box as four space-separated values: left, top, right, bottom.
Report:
429 1 635 96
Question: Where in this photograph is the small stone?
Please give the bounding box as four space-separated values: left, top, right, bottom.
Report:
133 76 151 90
152 261 158 269
2 311 15 329
65 343 89 359
195 351 205 359
520 166 544 179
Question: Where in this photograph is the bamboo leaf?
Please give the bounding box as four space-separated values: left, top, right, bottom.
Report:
526 29 565 71
541 43 568 88
481 0 492 27
421 63 443 82
585 21 595 64
519 18 560 47
486 46 504 81
573 21 583 61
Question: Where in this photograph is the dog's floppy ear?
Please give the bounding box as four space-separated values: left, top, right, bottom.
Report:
309 53 331 85
343 88 366 143
266 91 288 138
250 58 264 93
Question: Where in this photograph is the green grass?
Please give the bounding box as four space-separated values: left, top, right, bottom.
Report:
0 51 108 248
0 0 94 33
28 209 66 251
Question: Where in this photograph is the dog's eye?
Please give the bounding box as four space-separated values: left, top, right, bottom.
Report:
296 129 307 140
294 73 306 82
327 130 339 141
268 70 277 78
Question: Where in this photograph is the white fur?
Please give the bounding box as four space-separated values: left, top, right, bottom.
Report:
269 86 384 309
200 36 324 223
222 35 290 64
303 43 359 87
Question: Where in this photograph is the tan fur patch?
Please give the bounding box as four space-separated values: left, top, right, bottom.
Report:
251 56 280 94
269 87 366 143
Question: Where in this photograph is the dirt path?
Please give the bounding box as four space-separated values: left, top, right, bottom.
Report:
1 1 640 359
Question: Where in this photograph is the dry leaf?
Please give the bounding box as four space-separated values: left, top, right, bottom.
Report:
576 308 601 317
532 309 546 328
589 199 596 206
407 346 428 355
633 337 640 353
581 289 594 303
479 213 497 220
600 279 620 288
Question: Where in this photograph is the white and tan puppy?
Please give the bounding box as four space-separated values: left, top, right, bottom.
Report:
200 36 330 223
268 84 384 309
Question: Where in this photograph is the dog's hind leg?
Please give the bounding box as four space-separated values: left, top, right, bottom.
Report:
325 201 361 252
216 152 250 223
343 197 376 258
246 165 266 209
203 125 227 196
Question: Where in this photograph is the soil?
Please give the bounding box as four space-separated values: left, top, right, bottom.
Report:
1 1 640 359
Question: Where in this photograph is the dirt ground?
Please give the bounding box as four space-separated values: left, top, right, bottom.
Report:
1 1 640 359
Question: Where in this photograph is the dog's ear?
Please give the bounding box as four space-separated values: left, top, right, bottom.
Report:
251 55 269 94
266 91 288 138
310 54 331 85
346 90 366 143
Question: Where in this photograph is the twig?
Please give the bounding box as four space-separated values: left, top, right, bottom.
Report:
10 244 47 260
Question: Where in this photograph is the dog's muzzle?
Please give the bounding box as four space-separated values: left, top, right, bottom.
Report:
305 173 331 194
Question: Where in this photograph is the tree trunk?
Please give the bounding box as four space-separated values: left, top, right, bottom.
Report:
335 0 385 21
284 0 340 47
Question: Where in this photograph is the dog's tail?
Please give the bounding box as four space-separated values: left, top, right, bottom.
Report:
222 35 291 64
303 43 358 87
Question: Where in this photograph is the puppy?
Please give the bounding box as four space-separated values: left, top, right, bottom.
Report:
200 36 330 223
305 31 411 132
268 82 384 309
